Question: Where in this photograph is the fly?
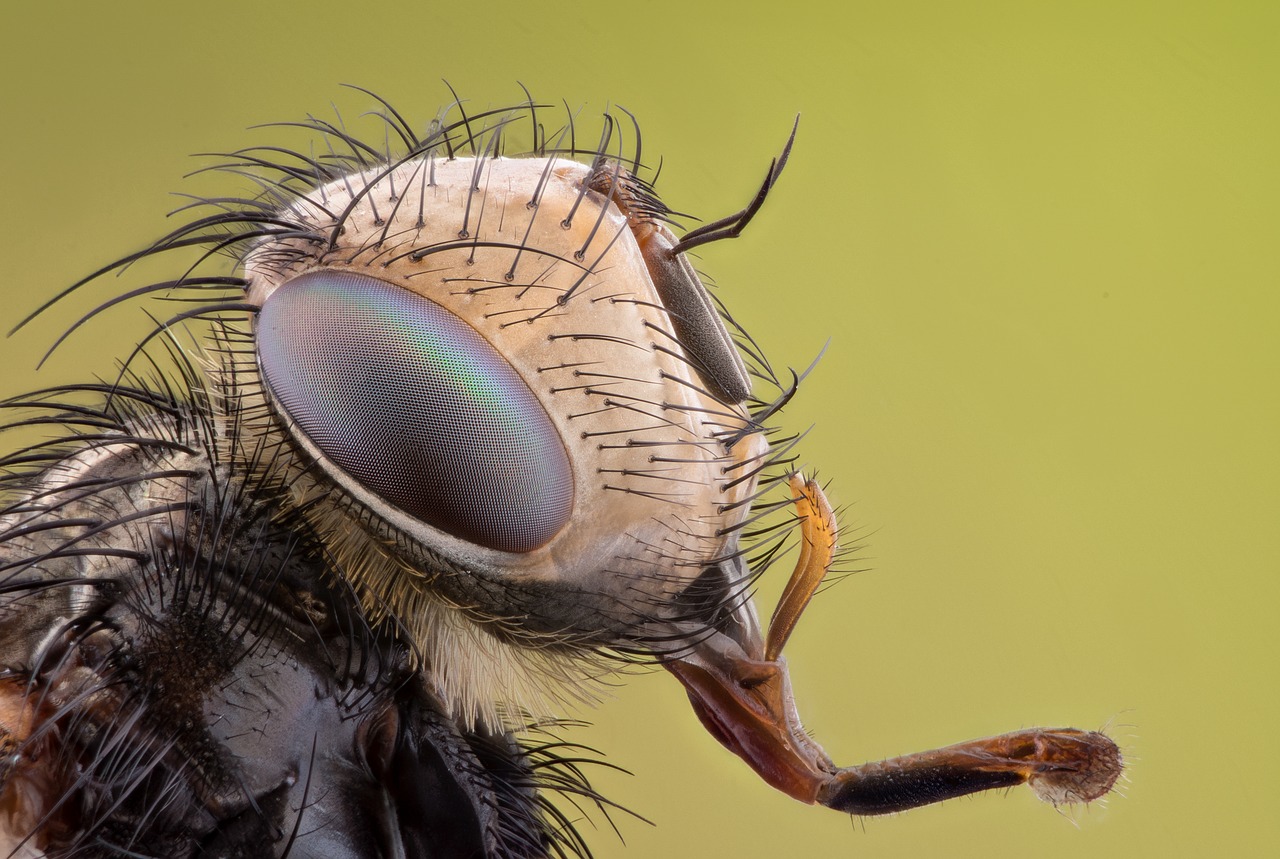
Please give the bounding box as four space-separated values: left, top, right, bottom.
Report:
0 88 1122 858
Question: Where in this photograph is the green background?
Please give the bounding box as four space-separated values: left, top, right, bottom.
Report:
2 2 1275 857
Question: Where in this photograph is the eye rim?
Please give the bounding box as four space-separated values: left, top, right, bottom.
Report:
253 268 575 556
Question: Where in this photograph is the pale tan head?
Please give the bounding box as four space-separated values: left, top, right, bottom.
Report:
231 114 786 722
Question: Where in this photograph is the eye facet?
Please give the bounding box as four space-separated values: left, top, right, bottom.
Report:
256 270 573 553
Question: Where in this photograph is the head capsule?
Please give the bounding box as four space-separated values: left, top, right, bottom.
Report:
239 128 781 722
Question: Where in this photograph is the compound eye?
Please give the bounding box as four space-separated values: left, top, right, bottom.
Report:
256 271 573 553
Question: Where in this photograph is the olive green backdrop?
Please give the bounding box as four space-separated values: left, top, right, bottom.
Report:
2 2 1275 857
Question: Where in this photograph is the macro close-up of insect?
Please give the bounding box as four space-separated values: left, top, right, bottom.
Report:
0 87 1126 858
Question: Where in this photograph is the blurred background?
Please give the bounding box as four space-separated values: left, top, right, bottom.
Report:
1 2 1275 857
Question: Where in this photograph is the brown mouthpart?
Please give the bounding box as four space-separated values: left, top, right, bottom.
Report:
664 475 1122 815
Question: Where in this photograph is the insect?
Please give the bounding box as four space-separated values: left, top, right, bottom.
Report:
0 89 1121 857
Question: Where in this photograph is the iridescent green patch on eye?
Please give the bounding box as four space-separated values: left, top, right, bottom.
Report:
257 270 573 553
